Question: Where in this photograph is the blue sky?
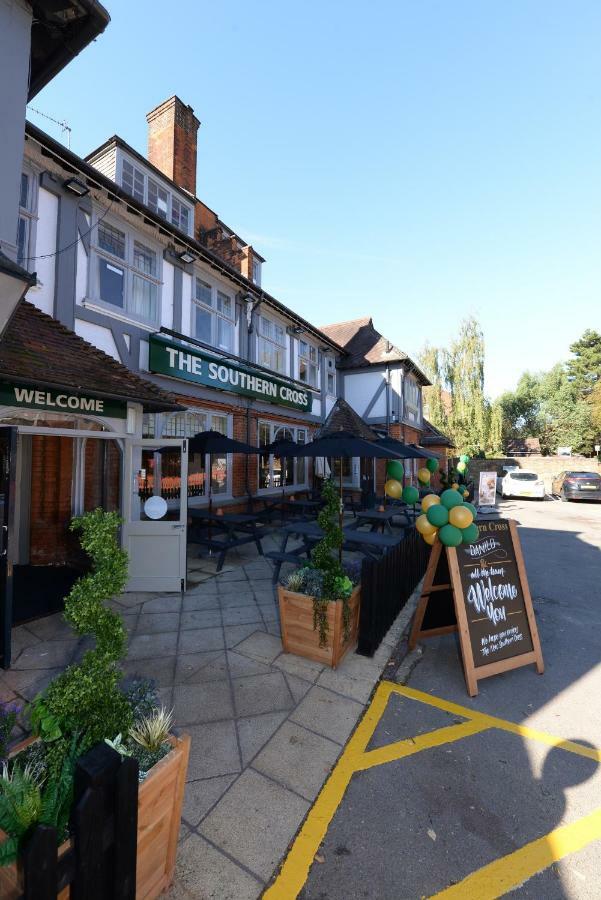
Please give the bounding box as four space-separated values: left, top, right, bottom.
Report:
32 1 600 398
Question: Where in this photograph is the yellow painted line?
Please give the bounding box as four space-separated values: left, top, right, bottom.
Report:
431 804 601 899
355 719 490 772
389 683 601 763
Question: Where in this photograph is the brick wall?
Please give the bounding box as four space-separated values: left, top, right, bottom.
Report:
29 435 81 566
146 96 200 196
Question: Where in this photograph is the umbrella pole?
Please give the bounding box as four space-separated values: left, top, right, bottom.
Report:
338 459 343 565
208 455 213 552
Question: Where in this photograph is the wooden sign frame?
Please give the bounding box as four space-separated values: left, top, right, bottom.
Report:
409 520 544 697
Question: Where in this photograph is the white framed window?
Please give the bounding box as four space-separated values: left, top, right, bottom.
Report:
17 170 37 270
326 357 336 395
252 257 261 286
192 277 235 352
258 422 308 491
299 340 319 387
119 155 193 236
93 218 161 325
257 316 286 375
162 409 231 501
404 376 420 410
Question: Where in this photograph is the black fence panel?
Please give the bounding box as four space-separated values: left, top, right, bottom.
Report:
357 527 430 657
17 743 139 900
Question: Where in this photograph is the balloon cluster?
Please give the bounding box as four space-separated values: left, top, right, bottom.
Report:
384 456 438 505
416 488 479 547
440 453 471 500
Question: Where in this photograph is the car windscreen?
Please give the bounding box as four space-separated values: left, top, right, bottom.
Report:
509 472 538 481
565 472 600 480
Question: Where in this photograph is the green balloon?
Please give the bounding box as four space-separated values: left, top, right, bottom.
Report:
438 524 463 547
402 485 419 505
425 458 438 474
426 505 449 528
462 501 477 519
386 460 404 482
440 489 463 510
456 461 466 473
460 454 470 464
462 523 479 544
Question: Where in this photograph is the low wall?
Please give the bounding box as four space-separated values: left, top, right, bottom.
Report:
453 456 601 493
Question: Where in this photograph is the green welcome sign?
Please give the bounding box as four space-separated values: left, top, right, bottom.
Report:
149 334 313 412
0 383 127 418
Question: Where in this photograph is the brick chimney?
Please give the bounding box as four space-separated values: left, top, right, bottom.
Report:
146 96 200 196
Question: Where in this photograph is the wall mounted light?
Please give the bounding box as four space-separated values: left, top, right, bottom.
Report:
63 177 90 197
177 250 197 264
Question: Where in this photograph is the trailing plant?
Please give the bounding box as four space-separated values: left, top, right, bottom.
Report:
30 509 132 776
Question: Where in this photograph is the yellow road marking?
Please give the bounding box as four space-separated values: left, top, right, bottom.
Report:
431 805 601 899
264 679 601 900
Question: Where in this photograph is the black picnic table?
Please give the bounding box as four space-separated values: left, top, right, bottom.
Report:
277 520 404 561
188 509 265 572
351 507 399 534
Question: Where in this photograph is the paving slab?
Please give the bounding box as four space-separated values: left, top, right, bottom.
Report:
173 680 234 726
224 623 264 648
180 609 222 630
290 685 364 745
234 631 283 665
236 711 289 766
178 627 224 654
136 612 181 634
127 631 178 660
140 595 182 613
185 721 241 780
226 650 273 679
182 774 237 827
221 605 263 626
182 593 220 611
121 655 176 687
200 768 309 881
273 652 324 682
11 640 78 670
174 651 227 684
168 833 263 899
252 720 342 801
232 671 293 718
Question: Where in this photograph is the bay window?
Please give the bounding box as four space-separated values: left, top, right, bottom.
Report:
258 422 308 490
94 220 160 324
193 278 235 352
258 316 286 374
299 340 318 387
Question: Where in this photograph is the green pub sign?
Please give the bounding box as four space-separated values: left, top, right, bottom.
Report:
0 383 127 418
149 334 313 412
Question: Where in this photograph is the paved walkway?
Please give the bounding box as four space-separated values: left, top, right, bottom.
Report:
1 528 410 899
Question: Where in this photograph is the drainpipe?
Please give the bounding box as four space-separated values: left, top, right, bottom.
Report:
385 364 391 434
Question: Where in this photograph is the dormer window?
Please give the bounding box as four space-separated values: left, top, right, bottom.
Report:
252 257 261 286
119 155 193 236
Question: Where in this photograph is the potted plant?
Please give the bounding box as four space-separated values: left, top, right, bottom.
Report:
278 479 361 668
0 510 189 900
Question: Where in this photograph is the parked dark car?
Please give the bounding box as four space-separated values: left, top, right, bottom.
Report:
551 471 601 502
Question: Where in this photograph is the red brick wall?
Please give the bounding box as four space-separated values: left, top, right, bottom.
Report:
29 435 80 566
83 440 121 513
147 96 200 196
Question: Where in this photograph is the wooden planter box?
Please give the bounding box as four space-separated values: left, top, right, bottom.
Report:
0 733 190 900
278 584 361 668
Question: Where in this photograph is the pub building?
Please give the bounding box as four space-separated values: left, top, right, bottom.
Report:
1 91 440 658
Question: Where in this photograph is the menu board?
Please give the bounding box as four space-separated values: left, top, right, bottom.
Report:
453 519 533 667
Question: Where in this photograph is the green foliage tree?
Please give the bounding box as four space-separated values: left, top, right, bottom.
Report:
31 509 132 773
567 329 601 396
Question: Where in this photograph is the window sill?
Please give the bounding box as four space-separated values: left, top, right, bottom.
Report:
81 299 158 332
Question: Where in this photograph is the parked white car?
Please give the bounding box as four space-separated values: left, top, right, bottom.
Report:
496 465 519 493
499 470 546 500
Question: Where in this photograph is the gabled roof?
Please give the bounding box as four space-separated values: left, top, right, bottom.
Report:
320 317 430 385
316 398 377 441
0 301 180 412
421 418 455 448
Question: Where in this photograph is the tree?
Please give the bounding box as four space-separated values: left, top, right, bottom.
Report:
567 330 601 396
419 343 447 432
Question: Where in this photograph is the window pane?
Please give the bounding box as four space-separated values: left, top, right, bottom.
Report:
258 423 271 490
98 221 125 259
163 411 207 437
17 217 28 266
196 279 212 306
131 274 157 321
217 291 232 318
211 453 227 495
20 173 29 209
99 258 124 307
211 415 227 435
142 414 156 438
194 306 212 343
148 179 168 219
258 337 271 368
217 318 233 351
133 241 156 276
180 205 190 234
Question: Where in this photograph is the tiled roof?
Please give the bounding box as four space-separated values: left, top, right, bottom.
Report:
421 418 455 448
320 317 430 385
316 398 377 441
0 301 181 412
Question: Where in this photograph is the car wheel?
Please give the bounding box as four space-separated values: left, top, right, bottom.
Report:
560 491 568 502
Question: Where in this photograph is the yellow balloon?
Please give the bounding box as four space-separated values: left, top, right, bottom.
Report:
421 494 441 513
416 514 437 536
417 468 431 484
449 505 473 529
384 478 402 499
423 529 438 545
463 490 469 498
451 482 460 490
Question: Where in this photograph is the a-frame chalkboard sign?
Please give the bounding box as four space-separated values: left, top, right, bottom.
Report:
409 519 544 696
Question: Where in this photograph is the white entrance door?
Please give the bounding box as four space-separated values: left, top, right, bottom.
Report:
123 439 188 592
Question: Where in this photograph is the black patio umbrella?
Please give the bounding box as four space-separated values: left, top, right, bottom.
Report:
266 438 299 511
295 431 405 560
373 436 433 459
